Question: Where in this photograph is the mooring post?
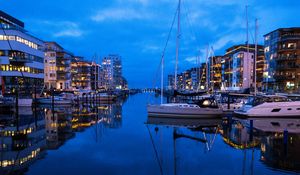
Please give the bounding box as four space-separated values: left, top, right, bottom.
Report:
283 129 288 156
34 82 37 127
249 120 253 142
15 83 19 127
227 94 230 110
86 93 88 104
51 86 54 111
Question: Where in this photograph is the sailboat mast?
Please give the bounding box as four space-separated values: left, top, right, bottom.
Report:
174 0 181 90
211 46 214 92
246 5 250 88
205 45 209 91
254 19 258 95
161 56 164 104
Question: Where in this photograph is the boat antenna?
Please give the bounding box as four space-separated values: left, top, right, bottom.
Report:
174 0 181 90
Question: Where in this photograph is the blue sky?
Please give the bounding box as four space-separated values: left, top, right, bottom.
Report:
1 0 300 88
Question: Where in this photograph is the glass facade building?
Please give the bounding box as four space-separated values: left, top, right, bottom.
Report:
264 28 300 93
0 10 45 95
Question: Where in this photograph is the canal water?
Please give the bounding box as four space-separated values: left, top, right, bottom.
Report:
0 93 300 175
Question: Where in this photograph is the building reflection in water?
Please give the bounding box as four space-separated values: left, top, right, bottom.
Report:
0 100 124 174
255 119 300 172
147 117 300 174
45 107 74 149
0 107 46 175
222 118 300 173
220 118 260 149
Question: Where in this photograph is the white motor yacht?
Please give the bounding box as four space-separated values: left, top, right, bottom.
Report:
147 97 223 118
234 95 300 118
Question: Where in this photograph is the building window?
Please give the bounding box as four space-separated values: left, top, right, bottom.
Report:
265 35 270 41
288 43 296 49
264 46 270 53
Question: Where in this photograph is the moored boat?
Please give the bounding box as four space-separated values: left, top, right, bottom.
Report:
147 97 223 118
234 95 300 118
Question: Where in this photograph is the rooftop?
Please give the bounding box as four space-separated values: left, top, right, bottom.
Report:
0 10 24 28
264 27 300 37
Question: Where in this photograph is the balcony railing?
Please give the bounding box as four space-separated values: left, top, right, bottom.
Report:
274 75 297 80
276 56 299 61
280 34 300 41
278 46 299 51
9 56 33 63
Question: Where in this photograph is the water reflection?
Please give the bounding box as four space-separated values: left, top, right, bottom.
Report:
146 117 222 175
0 107 46 175
1 93 300 175
0 99 124 175
223 118 300 173
147 116 300 174
255 119 300 172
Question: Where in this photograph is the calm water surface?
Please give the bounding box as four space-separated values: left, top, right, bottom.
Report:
0 94 300 175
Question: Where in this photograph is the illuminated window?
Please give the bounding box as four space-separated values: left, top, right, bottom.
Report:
264 46 270 53
265 35 270 41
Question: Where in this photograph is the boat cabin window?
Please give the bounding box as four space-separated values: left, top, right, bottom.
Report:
195 98 219 108
246 96 290 106
271 108 281 112
287 108 292 110
203 100 211 106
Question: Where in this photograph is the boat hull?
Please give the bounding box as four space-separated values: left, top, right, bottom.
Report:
234 101 300 118
147 105 223 118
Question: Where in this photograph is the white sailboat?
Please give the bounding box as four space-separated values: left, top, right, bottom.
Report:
147 0 223 118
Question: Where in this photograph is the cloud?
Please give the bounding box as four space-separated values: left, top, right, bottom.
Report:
54 29 82 37
30 20 84 38
142 44 161 53
91 8 151 22
47 21 83 37
117 0 149 6
184 56 198 63
213 33 246 51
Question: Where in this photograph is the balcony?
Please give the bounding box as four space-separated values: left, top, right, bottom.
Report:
274 75 296 81
57 75 71 80
276 56 299 61
9 56 33 63
278 46 299 52
280 34 300 41
277 65 299 70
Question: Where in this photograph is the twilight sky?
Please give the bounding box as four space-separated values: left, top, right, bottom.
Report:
1 0 300 88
